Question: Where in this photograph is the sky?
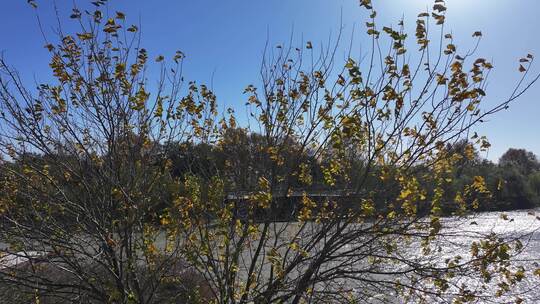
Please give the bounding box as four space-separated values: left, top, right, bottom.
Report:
0 0 539 162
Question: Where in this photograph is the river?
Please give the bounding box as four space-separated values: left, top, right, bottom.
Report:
1 209 539 303
357 209 540 303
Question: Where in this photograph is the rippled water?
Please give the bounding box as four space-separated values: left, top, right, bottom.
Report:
232 209 540 303
443 209 540 303
363 209 540 303
1 209 539 303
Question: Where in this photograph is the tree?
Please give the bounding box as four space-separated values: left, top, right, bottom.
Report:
494 166 537 209
0 0 539 303
528 171 540 203
0 2 216 302
499 148 540 176
492 149 540 210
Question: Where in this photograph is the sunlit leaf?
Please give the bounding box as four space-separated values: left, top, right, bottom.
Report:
359 0 373 9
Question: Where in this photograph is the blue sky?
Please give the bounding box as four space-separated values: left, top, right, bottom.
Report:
1 0 539 161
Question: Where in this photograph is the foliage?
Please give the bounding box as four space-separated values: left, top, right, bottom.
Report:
441 144 540 211
500 148 540 175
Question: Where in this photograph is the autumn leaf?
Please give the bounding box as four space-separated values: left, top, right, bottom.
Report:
519 64 526 72
70 9 81 19
335 75 346 86
432 13 445 25
444 43 456 55
367 28 380 36
359 0 373 9
76 33 94 41
27 0 37 9
173 50 184 63
115 11 125 20
433 3 446 12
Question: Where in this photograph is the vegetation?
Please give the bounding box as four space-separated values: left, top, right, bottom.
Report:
0 0 539 303
449 146 540 211
165 137 540 215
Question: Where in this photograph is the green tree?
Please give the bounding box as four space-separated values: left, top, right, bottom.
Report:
528 171 540 203
499 148 540 175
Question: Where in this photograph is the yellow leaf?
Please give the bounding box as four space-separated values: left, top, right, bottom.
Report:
359 0 373 9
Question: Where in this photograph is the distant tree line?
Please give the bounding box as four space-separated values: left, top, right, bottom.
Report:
3 131 538 222
166 134 540 215
442 143 540 212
